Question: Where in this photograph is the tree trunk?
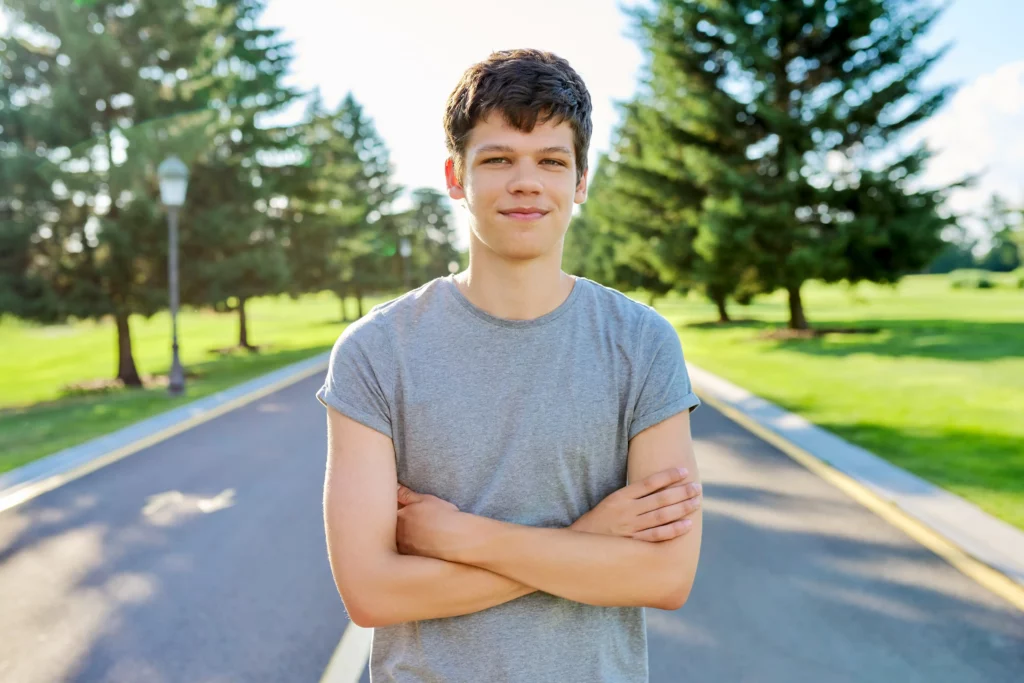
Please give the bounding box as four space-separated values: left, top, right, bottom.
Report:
713 294 731 323
356 289 364 319
115 310 143 387
787 284 808 330
339 289 349 322
646 292 657 307
238 296 254 350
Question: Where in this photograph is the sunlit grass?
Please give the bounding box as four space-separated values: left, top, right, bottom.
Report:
651 274 1024 530
0 291 392 473
2 274 1022 533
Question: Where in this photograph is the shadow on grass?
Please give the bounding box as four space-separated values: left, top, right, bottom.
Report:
311 318 361 327
772 319 1024 362
685 316 1024 362
815 419 1024 504
685 318 767 329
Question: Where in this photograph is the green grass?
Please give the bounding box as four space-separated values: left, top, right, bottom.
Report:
652 274 1024 531
3 274 1022 534
0 292 392 474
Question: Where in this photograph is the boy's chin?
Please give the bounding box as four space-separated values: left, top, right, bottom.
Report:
486 233 561 261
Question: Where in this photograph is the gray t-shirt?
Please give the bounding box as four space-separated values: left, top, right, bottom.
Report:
316 273 700 683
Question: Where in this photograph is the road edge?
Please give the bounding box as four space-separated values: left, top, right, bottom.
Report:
0 351 330 514
689 363 1024 613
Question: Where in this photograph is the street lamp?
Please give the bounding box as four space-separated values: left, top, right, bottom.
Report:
157 156 189 396
399 237 412 290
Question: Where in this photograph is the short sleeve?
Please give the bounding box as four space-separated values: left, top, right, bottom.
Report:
316 311 394 439
628 308 701 441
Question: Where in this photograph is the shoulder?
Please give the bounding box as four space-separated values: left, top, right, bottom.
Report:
335 277 448 348
575 277 673 343
575 277 653 331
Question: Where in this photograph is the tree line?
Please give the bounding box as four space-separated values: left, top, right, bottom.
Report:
564 0 992 328
0 0 460 387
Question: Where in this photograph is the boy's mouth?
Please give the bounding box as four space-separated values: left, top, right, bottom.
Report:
500 207 549 221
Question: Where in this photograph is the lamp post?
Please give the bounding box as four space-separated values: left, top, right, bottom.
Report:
157 156 189 397
400 236 412 290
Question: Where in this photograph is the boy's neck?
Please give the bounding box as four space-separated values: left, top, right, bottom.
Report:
453 254 576 322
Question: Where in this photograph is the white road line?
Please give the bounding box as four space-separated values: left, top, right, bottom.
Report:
320 622 372 683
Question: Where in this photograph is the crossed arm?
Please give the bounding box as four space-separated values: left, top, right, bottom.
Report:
323 406 702 629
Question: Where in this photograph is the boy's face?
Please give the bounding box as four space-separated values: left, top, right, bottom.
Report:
445 113 588 263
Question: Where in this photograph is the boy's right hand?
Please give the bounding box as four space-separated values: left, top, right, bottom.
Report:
569 467 702 542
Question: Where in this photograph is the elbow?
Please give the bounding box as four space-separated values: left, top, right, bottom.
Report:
329 563 392 629
653 582 692 611
346 601 380 629
338 585 390 629
648 552 698 610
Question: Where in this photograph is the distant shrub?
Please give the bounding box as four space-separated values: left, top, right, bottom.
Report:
950 269 1000 290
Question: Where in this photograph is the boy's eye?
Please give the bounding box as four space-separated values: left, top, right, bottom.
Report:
483 157 566 166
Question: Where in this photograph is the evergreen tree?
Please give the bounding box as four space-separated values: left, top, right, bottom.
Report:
279 88 371 322
180 0 301 350
396 187 460 287
337 93 403 313
566 150 676 305
281 92 401 318
0 0 217 385
924 224 977 274
627 0 957 328
976 195 1022 272
575 55 762 318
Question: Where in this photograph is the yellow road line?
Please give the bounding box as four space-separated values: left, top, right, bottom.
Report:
320 622 373 683
0 360 328 514
695 387 1024 614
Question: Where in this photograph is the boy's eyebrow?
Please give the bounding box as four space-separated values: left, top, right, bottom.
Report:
475 144 573 155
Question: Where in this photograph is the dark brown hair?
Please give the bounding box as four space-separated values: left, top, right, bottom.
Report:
443 48 593 185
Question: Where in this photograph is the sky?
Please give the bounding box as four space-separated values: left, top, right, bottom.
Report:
2 1 1021 249
254 0 1023 250
258 0 648 248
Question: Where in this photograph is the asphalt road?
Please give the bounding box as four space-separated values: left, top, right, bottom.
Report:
1 374 1022 682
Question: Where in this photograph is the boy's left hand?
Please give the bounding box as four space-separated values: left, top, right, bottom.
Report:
395 485 465 560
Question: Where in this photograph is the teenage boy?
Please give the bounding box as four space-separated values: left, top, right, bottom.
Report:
318 48 703 683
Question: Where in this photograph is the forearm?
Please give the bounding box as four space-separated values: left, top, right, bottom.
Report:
450 515 681 609
352 552 536 628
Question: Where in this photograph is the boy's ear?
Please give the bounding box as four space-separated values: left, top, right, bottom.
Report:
445 158 466 201
574 167 589 205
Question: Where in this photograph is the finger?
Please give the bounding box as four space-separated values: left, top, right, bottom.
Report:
634 495 702 531
640 482 702 513
632 519 693 543
628 467 689 499
397 485 420 505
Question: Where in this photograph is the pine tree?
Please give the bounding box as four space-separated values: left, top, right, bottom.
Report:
180 0 301 350
282 92 402 318
395 187 460 287
574 68 760 318
627 0 957 328
337 94 403 312
279 88 371 322
0 0 218 385
977 195 1022 272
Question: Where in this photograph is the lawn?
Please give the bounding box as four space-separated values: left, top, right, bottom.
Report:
2 274 1021 534
0 292 391 474
655 274 1024 531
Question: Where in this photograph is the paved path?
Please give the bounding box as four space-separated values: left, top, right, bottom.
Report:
1 376 1021 682
0 377 346 683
